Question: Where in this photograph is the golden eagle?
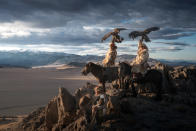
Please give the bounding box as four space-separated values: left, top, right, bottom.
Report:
129 27 160 42
101 28 127 43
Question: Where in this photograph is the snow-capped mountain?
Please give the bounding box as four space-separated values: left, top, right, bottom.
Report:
0 51 195 68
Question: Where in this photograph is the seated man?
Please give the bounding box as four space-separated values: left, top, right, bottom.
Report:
102 43 117 67
91 85 108 125
131 40 149 78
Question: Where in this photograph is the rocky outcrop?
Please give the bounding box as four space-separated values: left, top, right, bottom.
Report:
79 94 92 111
152 63 196 95
6 64 196 131
169 65 196 94
74 82 95 109
56 88 76 128
45 88 76 131
151 62 175 93
10 85 196 131
14 88 76 131
57 88 76 113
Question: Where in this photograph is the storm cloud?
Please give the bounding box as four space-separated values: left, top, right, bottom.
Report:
0 0 195 45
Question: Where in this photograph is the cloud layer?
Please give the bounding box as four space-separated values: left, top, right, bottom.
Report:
0 0 195 61
0 0 195 44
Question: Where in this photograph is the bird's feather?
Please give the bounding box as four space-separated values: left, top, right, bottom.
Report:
143 35 151 42
101 32 113 42
115 28 127 31
144 27 160 34
129 31 141 40
129 27 160 41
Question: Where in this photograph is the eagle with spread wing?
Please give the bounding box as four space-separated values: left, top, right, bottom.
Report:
101 28 127 43
129 27 160 42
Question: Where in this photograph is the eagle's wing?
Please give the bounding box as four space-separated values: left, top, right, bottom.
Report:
101 32 113 42
129 31 141 40
144 27 160 34
115 28 127 31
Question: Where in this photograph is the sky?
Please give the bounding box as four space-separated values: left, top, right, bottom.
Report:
0 0 196 61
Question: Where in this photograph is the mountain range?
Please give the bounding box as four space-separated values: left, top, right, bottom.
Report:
0 51 195 68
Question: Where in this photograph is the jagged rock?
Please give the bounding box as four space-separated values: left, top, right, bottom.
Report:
74 82 95 109
77 94 93 123
55 88 76 129
57 88 76 123
45 97 58 130
151 63 196 95
169 65 196 94
79 94 92 111
13 87 77 131
57 87 76 113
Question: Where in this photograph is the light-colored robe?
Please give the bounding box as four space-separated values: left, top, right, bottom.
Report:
131 40 149 74
102 43 117 67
